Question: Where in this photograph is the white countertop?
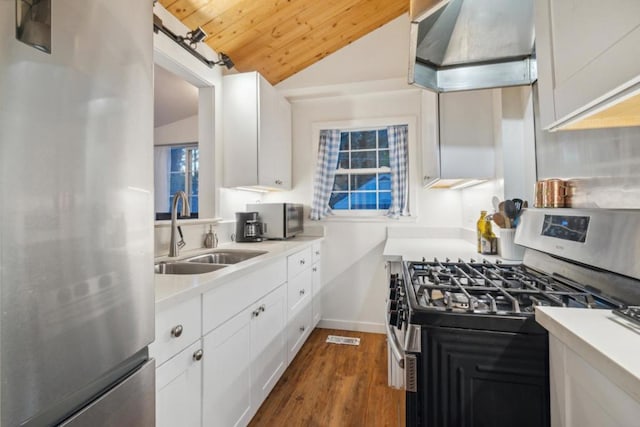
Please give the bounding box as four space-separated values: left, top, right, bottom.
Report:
155 237 322 311
536 306 640 402
383 225 507 263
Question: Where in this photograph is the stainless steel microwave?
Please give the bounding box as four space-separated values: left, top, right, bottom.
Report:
246 203 304 239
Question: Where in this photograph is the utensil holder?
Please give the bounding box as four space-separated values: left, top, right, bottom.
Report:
499 228 525 260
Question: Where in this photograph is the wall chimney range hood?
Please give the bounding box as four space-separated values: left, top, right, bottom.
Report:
409 0 536 92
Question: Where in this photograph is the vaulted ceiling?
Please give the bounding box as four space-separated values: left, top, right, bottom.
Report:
158 0 409 85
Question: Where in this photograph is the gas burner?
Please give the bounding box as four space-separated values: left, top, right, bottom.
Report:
405 258 625 317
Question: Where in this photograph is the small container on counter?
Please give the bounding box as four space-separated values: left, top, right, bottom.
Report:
535 178 567 208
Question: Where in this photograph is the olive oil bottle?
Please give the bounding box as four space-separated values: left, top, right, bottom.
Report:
481 216 497 255
476 211 487 253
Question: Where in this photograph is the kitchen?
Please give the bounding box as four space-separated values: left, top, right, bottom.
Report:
2 0 640 426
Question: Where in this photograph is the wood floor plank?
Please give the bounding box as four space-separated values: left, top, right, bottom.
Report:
249 328 405 427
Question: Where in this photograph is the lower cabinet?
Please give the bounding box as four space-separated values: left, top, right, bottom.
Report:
156 340 203 427
311 262 322 327
549 334 640 427
203 284 287 427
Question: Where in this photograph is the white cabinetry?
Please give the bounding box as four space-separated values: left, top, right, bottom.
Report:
156 340 203 427
223 71 292 190
203 284 286 427
285 247 315 363
151 296 203 427
535 0 640 130
548 334 640 427
311 242 323 327
421 89 496 188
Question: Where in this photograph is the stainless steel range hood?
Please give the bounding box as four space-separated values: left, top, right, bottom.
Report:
409 0 536 92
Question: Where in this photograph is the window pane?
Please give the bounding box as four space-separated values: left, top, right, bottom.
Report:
378 129 388 148
337 152 349 169
351 173 377 191
169 173 185 195
333 174 349 191
329 192 349 210
339 132 349 151
170 148 186 172
378 173 391 190
378 149 389 167
351 131 376 150
350 192 377 209
190 196 198 213
379 191 391 209
350 150 377 169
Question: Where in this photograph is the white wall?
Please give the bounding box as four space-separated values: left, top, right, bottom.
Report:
154 115 198 146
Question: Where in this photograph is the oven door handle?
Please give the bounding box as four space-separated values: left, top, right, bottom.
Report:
385 308 405 369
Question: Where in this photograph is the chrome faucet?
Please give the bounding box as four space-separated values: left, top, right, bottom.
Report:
169 191 190 257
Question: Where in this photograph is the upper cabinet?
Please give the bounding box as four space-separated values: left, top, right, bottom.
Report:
535 0 640 131
421 89 497 188
223 72 292 190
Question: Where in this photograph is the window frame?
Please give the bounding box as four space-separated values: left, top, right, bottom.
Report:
312 116 417 220
155 142 200 220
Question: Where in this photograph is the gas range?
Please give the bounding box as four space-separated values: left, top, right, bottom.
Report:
386 208 640 427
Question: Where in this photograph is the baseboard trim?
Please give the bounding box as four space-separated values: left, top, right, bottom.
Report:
318 319 385 334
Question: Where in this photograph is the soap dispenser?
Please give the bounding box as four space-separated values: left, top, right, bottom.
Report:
204 225 217 248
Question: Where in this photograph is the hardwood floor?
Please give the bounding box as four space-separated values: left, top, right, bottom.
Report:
249 328 405 427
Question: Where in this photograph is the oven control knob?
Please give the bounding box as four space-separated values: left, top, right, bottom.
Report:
389 300 398 311
395 309 405 329
389 288 398 301
389 274 398 288
389 310 400 327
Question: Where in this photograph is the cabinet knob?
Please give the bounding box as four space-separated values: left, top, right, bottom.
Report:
315 251 320 255
275 179 283 185
193 349 203 361
252 308 261 318
312 267 317 272
260 304 266 312
299 259 305 265
299 326 306 332
171 325 183 338
299 289 306 296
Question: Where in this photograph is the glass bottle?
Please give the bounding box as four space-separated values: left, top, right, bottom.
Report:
481 216 497 254
476 211 487 253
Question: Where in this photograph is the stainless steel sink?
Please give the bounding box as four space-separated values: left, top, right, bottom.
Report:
154 262 227 275
186 250 267 265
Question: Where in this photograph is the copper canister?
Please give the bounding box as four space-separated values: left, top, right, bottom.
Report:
544 179 566 208
535 181 545 207
564 180 577 208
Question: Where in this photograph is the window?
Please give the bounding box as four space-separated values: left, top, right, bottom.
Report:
329 129 392 211
154 144 199 220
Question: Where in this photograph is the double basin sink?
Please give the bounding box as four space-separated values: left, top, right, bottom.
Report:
155 249 267 275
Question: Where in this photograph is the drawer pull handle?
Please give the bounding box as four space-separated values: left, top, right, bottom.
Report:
260 304 266 312
312 267 317 272
193 349 203 361
171 325 183 338
299 326 306 332
252 309 261 318
275 179 283 185
299 259 305 265
315 251 320 255
299 289 306 296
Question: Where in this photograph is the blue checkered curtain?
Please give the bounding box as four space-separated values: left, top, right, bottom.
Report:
310 129 341 220
387 125 409 218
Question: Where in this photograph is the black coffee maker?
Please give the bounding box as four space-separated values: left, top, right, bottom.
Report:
235 212 263 242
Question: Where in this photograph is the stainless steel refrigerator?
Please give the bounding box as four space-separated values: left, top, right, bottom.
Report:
0 0 155 425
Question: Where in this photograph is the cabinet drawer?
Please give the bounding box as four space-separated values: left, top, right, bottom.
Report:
312 241 322 264
287 300 313 364
151 297 201 366
203 258 286 335
287 247 312 279
288 267 311 314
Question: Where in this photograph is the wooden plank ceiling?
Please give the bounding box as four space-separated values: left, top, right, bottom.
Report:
159 0 409 85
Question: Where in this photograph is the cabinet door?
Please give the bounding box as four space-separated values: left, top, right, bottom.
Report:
420 90 440 187
156 341 203 427
203 307 253 427
258 76 292 189
251 284 287 406
439 89 495 180
223 72 259 187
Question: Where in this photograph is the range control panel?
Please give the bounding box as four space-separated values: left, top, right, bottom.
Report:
541 214 590 243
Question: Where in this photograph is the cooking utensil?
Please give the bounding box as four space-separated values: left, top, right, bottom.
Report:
492 212 507 228
498 201 511 228
504 200 517 228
